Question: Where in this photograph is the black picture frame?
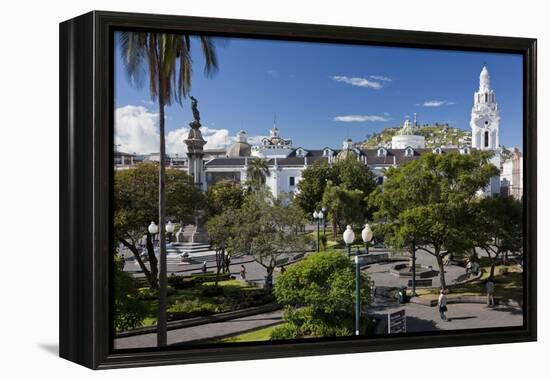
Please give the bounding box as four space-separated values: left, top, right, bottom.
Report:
59 10 537 369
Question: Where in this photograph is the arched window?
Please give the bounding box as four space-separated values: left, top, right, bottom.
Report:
484 131 489 147
405 147 414 157
433 147 442 155
377 147 386 157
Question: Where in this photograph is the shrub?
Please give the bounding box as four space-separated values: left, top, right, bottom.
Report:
113 255 147 332
168 275 196 289
273 251 371 338
270 324 299 340
191 272 231 283
167 298 222 321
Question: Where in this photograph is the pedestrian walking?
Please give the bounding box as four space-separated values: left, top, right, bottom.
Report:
438 289 448 321
486 278 495 306
201 260 207 273
224 255 231 273
240 264 246 280
471 261 480 276
465 259 472 276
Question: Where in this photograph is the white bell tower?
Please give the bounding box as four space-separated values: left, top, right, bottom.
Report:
470 65 500 150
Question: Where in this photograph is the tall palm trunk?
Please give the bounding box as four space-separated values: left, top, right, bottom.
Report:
156 51 168 347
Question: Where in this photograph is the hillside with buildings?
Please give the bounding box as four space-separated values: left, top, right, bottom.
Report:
361 123 472 149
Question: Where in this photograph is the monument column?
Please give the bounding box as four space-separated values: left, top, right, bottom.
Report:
184 96 207 190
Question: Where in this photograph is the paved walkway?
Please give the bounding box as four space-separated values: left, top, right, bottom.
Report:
114 309 283 349
365 250 471 288
370 302 523 333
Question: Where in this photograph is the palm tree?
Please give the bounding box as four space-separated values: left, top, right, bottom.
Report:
119 32 217 347
247 158 271 187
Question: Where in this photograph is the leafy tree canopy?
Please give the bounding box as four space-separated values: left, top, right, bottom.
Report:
369 151 500 288
273 251 371 337
205 180 246 217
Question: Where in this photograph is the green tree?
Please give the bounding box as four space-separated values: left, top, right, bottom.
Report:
114 163 204 289
273 251 371 338
213 190 310 290
470 195 522 279
295 160 337 213
295 157 376 230
333 156 377 195
370 151 499 289
246 158 270 188
113 254 147 332
119 31 218 345
322 183 365 238
205 180 245 216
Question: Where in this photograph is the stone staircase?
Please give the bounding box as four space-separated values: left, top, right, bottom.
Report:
166 242 214 264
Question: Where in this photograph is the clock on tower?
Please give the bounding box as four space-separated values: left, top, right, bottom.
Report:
470 65 500 150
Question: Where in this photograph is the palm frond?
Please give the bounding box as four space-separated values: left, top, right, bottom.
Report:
199 36 219 77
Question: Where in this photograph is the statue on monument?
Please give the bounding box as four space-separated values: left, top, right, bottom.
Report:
190 95 200 123
186 95 204 140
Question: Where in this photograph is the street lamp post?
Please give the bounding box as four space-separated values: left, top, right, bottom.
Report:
148 221 159 247
322 206 327 236
361 223 373 255
411 237 417 297
343 225 360 336
165 221 175 244
313 210 324 252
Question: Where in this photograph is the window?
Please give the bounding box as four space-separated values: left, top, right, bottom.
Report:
377 176 384 185
484 131 489 147
433 147 442 154
377 147 386 157
405 147 414 157
289 176 295 187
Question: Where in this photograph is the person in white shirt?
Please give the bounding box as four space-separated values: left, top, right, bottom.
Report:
438 289 448 321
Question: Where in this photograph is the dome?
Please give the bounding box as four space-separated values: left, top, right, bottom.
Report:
336 149 357 161
226 142 251 157
336 139 357 161
392 118 425 149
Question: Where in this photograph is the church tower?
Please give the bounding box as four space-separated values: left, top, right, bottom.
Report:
470 65 500 150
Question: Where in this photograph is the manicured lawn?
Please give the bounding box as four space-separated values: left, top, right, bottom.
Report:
414 265 523 302
218 323 285 343
135 278 273 328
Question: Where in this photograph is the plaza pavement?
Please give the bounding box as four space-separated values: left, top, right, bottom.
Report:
114 309 283 349
365 249 467 289
371 302 523 333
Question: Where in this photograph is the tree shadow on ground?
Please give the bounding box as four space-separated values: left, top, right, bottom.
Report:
491 306 523 315
405 316 439 332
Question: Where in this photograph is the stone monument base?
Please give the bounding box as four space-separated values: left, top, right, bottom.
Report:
175 224 209 243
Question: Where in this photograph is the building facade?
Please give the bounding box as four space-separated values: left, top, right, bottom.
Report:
115 66 521 201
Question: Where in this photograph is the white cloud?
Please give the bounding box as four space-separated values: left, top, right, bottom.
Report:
114 105 159 154
166 128 189 155
331 75 382 89
330 75 392 89
421 100 456 107
333 115 391 123
369 75 392 82
115 104 266 155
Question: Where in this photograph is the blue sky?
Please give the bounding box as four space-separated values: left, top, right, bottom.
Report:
114 33 523 155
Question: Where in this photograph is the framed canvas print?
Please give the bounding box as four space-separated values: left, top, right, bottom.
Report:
59 11 537 369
